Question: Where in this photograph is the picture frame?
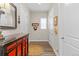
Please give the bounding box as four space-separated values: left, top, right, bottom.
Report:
32 23 39 31
54 16 58 34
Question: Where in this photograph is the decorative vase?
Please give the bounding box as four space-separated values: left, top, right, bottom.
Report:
0 31 3 39
0 35 3 39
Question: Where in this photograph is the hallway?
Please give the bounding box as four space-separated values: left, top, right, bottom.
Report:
0 3 79 56
27 3 58 56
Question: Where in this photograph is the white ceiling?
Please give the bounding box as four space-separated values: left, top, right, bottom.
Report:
26 3 53 12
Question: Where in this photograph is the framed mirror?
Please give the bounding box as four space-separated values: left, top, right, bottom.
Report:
0 3 17 29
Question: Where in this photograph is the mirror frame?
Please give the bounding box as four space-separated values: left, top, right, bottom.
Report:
0 3 17 29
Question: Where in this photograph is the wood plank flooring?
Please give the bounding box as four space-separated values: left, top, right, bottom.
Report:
29 41 56 56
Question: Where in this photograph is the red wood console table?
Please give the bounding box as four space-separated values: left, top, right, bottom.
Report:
0 34 28 56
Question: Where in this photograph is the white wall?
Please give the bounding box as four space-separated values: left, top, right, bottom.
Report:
0 3 30 36
29 11 48 41
48 4 59 55
19 4 30 34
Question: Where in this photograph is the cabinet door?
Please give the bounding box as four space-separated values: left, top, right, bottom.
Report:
5 42 17 56
23 37 28 56
17 39 22 56
17 44 22 56
26 39 28 55
7 42 16 51
23 38 26 56
8 48 16 56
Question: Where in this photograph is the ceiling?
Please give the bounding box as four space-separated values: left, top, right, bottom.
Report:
26 3 53 12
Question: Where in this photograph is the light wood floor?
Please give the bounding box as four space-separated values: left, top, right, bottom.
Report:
29 42 56 56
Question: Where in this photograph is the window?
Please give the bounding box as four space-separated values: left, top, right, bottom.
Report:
40 17 47 29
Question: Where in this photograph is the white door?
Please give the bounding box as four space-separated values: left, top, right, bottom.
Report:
59 3 79 56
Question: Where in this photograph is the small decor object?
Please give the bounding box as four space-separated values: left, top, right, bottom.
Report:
32 23 39 31
0 31 3 39
54 16 58 34
18 16 20 24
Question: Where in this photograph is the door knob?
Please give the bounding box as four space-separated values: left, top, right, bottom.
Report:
61 37 64 39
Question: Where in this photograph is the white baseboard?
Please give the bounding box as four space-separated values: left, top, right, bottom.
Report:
48 40 59 56
53 48 59 56
29 40 48 42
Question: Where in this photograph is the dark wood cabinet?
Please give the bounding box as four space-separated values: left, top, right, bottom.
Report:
1 34 28 56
